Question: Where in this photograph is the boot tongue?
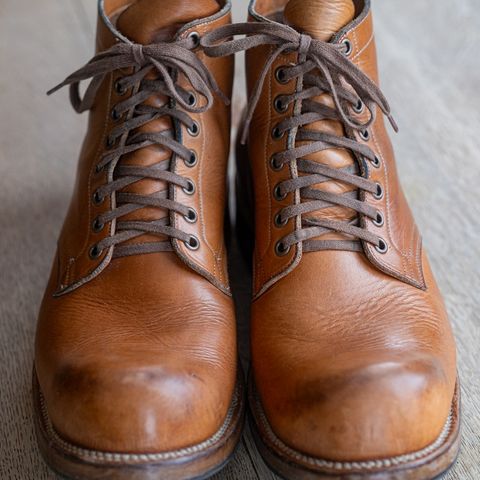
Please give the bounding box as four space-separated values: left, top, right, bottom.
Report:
284 0 355 41
116 0 220 44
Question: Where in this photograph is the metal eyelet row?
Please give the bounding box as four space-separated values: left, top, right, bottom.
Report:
270 155 283 171
274 212 288 228
375 238 388 254
275 66 289 84
89 244 103 259
184 235 200 250
271 125 285 140
275 241 290 256
187 121 200 137
274 95 289 113
353 99 365 114
342 38 353 56
372 178 386 253
271 64 290 250
273 184 287 201
188 31 201 49
87 69 204 261
185 150 198 167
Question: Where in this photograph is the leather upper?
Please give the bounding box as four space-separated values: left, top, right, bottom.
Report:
36 0 237 453
54 0 234 296
246 0 425 298
251 250 456 460
37 253 237 452
244 0 457 462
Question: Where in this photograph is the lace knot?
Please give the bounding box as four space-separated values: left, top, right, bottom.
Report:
131 44 146 66
298 34 312 56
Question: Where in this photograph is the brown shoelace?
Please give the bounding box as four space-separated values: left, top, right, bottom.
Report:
49 36 227 257
202 23 398 254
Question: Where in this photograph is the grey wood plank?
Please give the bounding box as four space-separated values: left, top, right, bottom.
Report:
73 0 97 42
0 0 95 478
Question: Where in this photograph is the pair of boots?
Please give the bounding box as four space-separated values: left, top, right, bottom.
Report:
34 1 460 479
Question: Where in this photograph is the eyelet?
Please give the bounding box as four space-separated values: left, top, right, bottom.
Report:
375 238 388 254
371 155 381 168
183 179 196 195
95 163 104 175
184 208 198 224
274 96 288 113
187 92 197 107
114 79 127 96
275 66 289 84
360 129 370 141
185 150 198 167
373 211 384 227
273 184 287 201
105 135 116 149
111 108 121 121
275 241 291 256
373 182 384 200
272 126 285 140
92 191 104 205
188 31 201 49
342 38 353 56
185 235 200 250
353 99 364 114
187 121 200 137
270 155 283 171
92 217 105 233
89 244 103 259
274 212 288 228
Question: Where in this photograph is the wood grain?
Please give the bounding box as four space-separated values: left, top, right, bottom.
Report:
0 0 478 479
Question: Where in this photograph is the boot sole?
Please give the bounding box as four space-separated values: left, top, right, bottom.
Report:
33 368 245 480
248 377 461 480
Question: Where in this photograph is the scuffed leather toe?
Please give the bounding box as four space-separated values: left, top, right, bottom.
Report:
36 254 237 454
45 360 229 453
252 251 457 463
255 353 453 461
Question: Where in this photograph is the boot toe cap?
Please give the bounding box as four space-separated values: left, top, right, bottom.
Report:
44 362 230 453
257 356 455 462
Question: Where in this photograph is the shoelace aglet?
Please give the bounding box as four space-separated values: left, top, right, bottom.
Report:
206 77 230 107
218 89 230 106
46 82 64 96
388 114 399 133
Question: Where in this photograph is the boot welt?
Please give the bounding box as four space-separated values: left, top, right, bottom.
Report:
248 377 461 480
33 368 245 480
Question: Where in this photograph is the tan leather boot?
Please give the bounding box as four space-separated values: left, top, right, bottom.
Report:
203 0 460 478
34 1 243 479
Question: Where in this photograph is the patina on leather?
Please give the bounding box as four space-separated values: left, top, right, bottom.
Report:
50 0 233 296
35 0 239 464
203 0 459 472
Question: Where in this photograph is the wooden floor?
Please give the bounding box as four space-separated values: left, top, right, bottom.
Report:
0 0 479 478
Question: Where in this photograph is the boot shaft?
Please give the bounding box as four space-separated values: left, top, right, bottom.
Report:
52 0 234 296
241 0 424 297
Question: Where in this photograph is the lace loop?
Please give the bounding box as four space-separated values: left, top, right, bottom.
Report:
49 37 225 257
202 22 397 144
202 22 397 253
48 38 228 114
